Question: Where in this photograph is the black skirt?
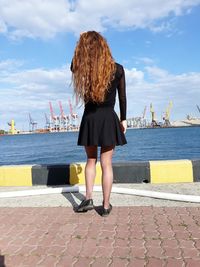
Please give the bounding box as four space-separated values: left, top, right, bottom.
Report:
78 106 127 146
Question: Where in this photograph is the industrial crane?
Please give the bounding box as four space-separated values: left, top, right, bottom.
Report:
49 101 60 131
197 105 200 114
7 120 17 134
163 101 173 127
141 106 147 127
142 106 147 119
44 113 51 131
150 103 160 127
58 101 70 130
68 98 78 129
29 113 37 132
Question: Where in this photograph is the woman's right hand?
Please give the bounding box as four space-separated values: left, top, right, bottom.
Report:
120 120 127 133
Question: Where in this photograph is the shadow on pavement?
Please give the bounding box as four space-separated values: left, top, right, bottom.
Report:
62 192 104 216
0 255 5 267
62 192 85 210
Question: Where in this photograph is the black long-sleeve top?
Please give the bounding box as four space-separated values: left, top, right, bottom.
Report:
71 62 127 121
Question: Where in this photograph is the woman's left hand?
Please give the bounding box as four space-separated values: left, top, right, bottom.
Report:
120 120 127 133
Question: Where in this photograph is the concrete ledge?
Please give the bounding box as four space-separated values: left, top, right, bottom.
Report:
150 160 193 184
0 159 199 186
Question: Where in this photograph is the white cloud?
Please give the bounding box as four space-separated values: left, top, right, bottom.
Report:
145 66 170 80
0 0 200 39
124 65 200 121
138 57 155 65
0 60 75 130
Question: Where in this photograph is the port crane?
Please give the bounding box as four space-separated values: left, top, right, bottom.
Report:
59 101 70 130
44 113 51 131
197 105 200 114
7 119 17 134
163 101 173 127
68 98 78 129
142 106 147 119
49 101 60 131
29 113 37 132
150 103 160 127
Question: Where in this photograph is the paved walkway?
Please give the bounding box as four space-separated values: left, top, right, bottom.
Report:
1 206 200 267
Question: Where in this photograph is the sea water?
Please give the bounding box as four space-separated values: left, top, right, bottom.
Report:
0 127 200 165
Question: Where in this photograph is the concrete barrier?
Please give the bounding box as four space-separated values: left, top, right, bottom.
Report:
0 159 199 186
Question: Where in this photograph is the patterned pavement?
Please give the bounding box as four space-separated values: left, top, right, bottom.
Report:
1 206 200 266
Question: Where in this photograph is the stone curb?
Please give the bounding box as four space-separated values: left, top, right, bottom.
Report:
0 159 200 186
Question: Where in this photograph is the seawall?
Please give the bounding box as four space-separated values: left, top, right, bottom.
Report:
0 159 200 186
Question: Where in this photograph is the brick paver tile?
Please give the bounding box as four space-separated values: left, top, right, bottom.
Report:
114 238 129 247
95 246 113 257
174 231 191 239
16 245 36 256
194 239 200 248
189 231 200 239
98 238 114 247
146 247 164 258
159 230 175 238
45 245 66 256
71 230 88 239
129 247 146 258
129 238 145 248
1 244 20 255
38 255 58 267
179 239 195 248
87 230 100 239
101 224 116 232
66 240 83 257
29 245 49 256
21 255 44 266
73 257 94 267
92 257 111 267
4 255 24 267
109 257 129 267
112 247 130 258
80 239 98 257
164 247 182 258
143 230 160 239
99 230 116 239
56 255 76 267
129 231 144 239
181 247 200 258
146 258 165 267
145 239 161 247
185 258 200 267
51 235 69 246
165 258 184 267
162 238 179 248
128 258 146 267
25 236 42 246
143 225 158 232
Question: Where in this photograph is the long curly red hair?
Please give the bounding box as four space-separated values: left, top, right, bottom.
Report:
71 31 116 103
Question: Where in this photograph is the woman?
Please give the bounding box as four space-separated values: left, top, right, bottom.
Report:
71 31 127 217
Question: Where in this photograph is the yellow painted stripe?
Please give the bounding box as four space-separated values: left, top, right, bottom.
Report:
0 166 32 186
150 160 193 184
70 162 102 185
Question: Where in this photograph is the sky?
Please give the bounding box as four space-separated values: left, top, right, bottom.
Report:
0 0 200 131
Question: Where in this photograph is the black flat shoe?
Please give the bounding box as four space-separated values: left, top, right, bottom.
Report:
101 204 112 217
76 199 94 212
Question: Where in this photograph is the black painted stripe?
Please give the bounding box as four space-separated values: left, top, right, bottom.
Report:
113 161 150 183
32 164 70 185
191 160 200 182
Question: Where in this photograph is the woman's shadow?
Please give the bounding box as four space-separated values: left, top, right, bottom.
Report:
62 191 103 216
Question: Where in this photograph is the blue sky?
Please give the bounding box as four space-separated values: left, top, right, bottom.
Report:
0 0 200 131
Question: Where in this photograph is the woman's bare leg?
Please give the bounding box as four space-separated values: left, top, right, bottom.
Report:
84 146 98 200
100 146 115 209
